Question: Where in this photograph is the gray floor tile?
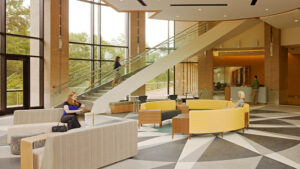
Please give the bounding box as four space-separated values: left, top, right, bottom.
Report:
151 163 176 169
198 137 259 162
138 136 158 143
256 156 295 169
252 127 300 137
250 110 284 114
242 133 300 152
134 138 187 162
251 119 293 125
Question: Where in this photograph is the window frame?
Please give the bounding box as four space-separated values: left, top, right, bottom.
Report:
68 0 129 86
0 0 44 115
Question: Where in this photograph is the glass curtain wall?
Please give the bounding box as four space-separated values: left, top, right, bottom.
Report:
145 13 175 99
0 0 44 115
69 0 128 89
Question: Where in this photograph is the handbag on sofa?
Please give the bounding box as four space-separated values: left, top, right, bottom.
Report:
52 122 68 132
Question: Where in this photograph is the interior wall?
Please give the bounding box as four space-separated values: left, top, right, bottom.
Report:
213 55 265 85
174 21 197 96
174 21 197 34
218 22 265 48
282 26 300 46
288 54 300 96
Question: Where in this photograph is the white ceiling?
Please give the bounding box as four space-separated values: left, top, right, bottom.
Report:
104 0 300 21
261 9 300 29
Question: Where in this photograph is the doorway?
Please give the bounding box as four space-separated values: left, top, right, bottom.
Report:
5 56 30 113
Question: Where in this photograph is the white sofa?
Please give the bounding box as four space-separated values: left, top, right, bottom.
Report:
32 120 138 169
8 108 87 144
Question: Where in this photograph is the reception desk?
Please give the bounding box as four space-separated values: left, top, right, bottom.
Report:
229 87 267 104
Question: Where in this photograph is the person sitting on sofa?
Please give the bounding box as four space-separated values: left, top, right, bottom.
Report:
235 91 246 108
61 92 85 130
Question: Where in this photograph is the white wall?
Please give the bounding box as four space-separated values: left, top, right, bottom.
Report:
281 26 300 46
175 21 197 34
218 21 265 48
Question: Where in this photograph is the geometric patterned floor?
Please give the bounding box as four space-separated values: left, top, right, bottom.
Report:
0 105 300 169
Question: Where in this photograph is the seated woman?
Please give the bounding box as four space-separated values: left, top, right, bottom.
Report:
235 91 246 108
61 92 85 130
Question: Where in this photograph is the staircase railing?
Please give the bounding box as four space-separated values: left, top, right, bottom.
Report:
52 22 214 106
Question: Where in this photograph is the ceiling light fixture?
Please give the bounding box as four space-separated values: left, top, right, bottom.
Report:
224 15 227 17
295 19 299 23
265 8 269 11
176 16 180 18
198 8 202 11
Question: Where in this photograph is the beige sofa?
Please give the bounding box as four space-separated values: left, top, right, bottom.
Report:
26 120 137 169
8 108 88 144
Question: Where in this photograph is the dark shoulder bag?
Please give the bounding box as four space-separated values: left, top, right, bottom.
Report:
52 122 68 132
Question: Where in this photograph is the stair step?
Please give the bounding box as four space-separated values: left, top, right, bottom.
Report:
96 89 110 93
78 99 94 103
90 93 104 97
81 96 98 101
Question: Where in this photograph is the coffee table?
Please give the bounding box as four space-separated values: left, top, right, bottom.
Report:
172 114 191 139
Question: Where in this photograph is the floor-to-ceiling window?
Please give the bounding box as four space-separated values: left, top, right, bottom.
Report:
0 0 44 115
145 13 174 99
69 0 128 90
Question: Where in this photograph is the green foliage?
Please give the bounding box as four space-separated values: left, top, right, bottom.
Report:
6 0 30 35
69 32 126 88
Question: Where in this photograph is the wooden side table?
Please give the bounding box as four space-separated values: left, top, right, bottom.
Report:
172 114 190 139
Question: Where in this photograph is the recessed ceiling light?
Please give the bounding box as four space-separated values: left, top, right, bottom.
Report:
294 19 299 23
265 8 269 11
176 16 180 18
224 15 227 17
198 8 202 11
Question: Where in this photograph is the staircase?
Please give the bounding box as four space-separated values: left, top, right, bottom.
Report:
53 19 259 113
91 19 259 114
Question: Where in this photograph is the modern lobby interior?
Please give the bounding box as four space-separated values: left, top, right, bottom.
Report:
1 0 300 169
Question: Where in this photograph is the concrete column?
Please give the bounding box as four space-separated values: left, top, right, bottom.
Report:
198 50 214 99
30 0 40 107
44 0 69 107
129 11 145 96
264 23 288 105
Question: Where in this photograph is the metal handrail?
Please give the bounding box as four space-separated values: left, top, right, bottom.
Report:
7 89 23 92
84 24 208 91
54 22 205 93
53 22 212 105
